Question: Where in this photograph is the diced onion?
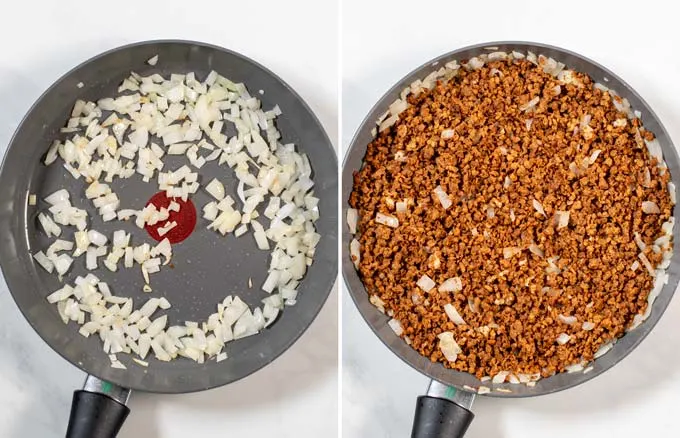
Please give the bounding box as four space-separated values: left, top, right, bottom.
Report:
438 331 461 362
558 314 577 325
556 333 571 345
388 318 403 336
350 239 361 268
438 277 462 292
532 199 546 216
347 208 358 234
205 178 226 200
375 212 398 228
554 211 570 229
434 185 452 210
417 274 436 292
444 304 466 325
642 201 660 214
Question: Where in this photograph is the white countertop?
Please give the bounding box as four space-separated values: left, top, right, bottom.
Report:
0 1 337 437
342 0 680 437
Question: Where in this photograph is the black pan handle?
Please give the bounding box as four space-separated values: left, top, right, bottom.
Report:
411 381 475 438
66 375 131 438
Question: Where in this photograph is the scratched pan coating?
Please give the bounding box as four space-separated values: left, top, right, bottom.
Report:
342 41 679 397
0 40 338 393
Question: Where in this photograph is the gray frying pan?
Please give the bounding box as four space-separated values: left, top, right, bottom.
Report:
0 40 338 437
342 41 679 437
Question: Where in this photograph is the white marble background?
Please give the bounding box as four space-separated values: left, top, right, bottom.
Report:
342 0 680 436
0 1 338 437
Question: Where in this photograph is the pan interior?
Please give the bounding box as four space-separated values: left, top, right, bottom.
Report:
342 41 680 398
0 40 338 393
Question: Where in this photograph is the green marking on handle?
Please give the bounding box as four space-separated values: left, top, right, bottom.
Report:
101 381 113 394
444 386 457 399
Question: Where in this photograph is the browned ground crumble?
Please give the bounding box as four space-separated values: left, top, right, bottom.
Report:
349 58 673 379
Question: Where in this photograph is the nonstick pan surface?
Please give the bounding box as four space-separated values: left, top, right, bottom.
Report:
0 40 338 394
342 41 679 398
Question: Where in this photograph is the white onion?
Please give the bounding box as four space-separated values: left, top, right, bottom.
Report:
417 274 436 292
45 189 70 205
441 129 455 139
350 239 361 268
669 182 676 205
556 333 571 345
554 211 570 229
347 208 358 234
434 185 452 210
87 230 108 247
528 243 544 258
444 304 466 325
437 331 461 362
642 201 661 214
492 371 509 384
438 277 462 292
369 295 385 313
582 321 595 331
565 362 585 373
594 342 614 359
558 314 577 325
33 251 54 273
205 178 225 200
375 212 399 228
38 213 61 237
503 247 521 259
520 96 539 112
532 199 546 216
157 221 177 236
53 254 73 276
638 252 655 277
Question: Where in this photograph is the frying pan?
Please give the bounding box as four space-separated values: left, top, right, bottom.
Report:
342 41 679 437
0 40 338 437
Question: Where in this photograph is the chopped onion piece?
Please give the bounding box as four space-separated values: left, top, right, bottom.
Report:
417 274 436 292
53 254 73 276
88 230 108 247
634 232 647 251
438 277 462 292
33 251 54 273
642 201 660 214
558 314 577 325
388 318 403 336
594 342 614 359
444 304 466 325
346 208 358 234
375 212 398 228
503 247 521 259
528 243 544 258
532 199 546 216
638 252 655 277
556 333 571 345
554 211 570 229
438 331 461 362
350 239 361 268
205 178 226 200
433 185 452 210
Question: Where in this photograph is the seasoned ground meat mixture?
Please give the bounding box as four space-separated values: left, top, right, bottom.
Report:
349 56 674 380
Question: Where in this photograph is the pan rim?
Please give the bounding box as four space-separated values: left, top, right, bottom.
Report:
341 40 679 398
0 38 338 394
